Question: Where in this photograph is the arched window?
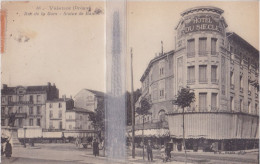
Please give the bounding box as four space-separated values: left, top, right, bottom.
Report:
158 109 166 122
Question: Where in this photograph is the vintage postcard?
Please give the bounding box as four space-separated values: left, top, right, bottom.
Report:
1 1 259 164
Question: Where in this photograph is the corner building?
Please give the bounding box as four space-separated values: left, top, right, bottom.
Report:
137 6 259 151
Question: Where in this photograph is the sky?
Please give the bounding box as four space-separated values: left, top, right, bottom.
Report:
1 1 259 97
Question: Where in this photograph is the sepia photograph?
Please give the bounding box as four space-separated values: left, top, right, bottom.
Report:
1 1 259 164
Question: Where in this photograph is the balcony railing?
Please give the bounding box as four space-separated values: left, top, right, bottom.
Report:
199 107 208 112
211 51 219 56
240 87 244 93
230 84 235 90
199 79 208 84
187 79 195 85
187 52 195 58
211 79 219 84
198 51 208 57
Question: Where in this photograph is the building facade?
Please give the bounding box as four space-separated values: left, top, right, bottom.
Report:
1 82 59 129
74 89 104 112
45 96 74 130
136 6 259 151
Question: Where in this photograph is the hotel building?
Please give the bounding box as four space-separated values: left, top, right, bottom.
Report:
136 6 259 151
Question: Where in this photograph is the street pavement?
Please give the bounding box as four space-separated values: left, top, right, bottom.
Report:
1 143 258 164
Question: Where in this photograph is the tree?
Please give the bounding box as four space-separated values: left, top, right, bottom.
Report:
89 98 105 140
126 89 142 126
174 87 195 164
136 97 152 160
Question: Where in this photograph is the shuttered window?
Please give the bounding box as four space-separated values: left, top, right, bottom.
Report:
199 38 207 56
187 39 195 57
199 65 207 83
211 38 217 55
211 93 217 110
187 66 195 83
211 65 217 83
199 93 207 111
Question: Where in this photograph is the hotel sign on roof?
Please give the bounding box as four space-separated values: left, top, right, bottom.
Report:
178 15 225 37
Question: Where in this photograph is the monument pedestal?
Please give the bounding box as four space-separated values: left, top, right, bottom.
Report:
2 126 23 147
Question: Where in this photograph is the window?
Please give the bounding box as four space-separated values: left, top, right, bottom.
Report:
159 68 164 75
248 101 251 113
30 95 33 102
58 110 62 119
159 89 164 98
59 103 62 108
199 93 207 112
240 99 243 112
230 97 234 111
1 97 5 103
211 65 218 83
199 65 207 83
8 107 12 114
50 110 53 118
37 95 41 102
199 38 207 56
230 72 234 85
18 118 23 127
80 115 83 120
37 106 41 115
8 96 12 102
211 93 217 110
211 38 217 55
19 95 23 102
49 103 52 108
29 119 33 126
37 118 41 126
59 121 62 129
159 110 166 122
79 124 82 129
187 39 195 57
49 121 53 129
1 119 5 126
1 107 5 114
240 75 243 89
187 66 195 84
29 107 33 115
18 107 22 113
255 104 258 114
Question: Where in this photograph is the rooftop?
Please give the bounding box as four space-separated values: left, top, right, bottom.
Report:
181 6 224 16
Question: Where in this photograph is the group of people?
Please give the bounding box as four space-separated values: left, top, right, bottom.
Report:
146 140 172 162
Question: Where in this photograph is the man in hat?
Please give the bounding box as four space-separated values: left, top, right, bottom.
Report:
93 139 99 157
147 140 153 161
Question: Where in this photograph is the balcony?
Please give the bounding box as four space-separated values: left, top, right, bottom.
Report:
199 79 208 84
240 87 244 93
7 101 33 106
230 84 235 90
211 51 219 56
198 51 208 57
211 79 219 84
187 79 195 85
187 52 195 58
198 107 208 112
248 90 252 96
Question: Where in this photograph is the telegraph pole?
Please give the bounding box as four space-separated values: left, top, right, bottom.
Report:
131 48 135 158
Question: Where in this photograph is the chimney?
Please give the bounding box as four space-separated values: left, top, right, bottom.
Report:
2 84 7 89
62 95 66 101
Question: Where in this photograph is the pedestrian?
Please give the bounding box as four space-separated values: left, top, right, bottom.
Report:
93 139 99 157
160 145 166 162
75 136 79 148
147 140 153 162
165 145 172 162
5 140 12 158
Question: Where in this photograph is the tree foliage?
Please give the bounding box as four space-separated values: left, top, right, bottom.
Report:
174 87 195 109
136 97 151 116
89 98 105 133
126 89 142 125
